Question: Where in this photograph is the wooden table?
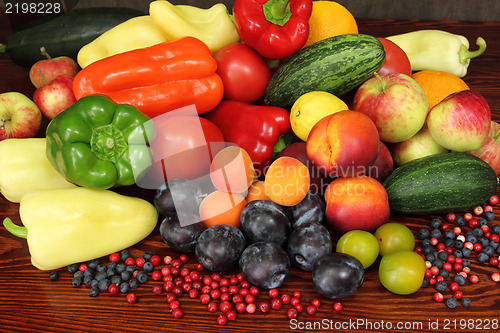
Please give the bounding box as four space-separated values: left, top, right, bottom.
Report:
1 12 500 333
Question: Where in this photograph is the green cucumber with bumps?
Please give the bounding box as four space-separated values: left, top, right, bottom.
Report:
382 152 498 215
0 7 144 67
264 33 386 109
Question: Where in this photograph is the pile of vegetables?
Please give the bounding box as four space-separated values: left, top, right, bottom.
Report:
0 0 496 281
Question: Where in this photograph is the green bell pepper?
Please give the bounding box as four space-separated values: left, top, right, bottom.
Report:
45 94 155 190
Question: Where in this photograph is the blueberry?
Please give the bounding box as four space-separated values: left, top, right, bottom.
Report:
126 265 136 273
106 267 117 277
454 215 466 227
90 279 99 289
473 228 484 237
444 239 454 248
454 240 464 250
479 237 490 248
454 274 466 286
143 251 154 262
438 251 448 261
482 246 495 257
422 246 434 257
490 224 500 234
478 252 490 263
83 275 93 285
489 241 499 250
444 229 456 239
111 275 122 285
96 264 106 272
453 250 463 259
421 238 432 247
446 297 458 309
433 259 444 269
89 287 100 297
88 259 100 270
461 297 472 308
435 281 447 293
465 234 477 244
430 218 442 229
417 228 430 240
73 270 84 279
72 277 83 287
462 248 472 258
129 278 139 289
478 218 488 226
49 271 59 280
98 279 111 291
115 263 127 273
484 211 495 221
425 252 436 263
107 262 117 270
143 262 154 273
462 259 471 268
421 277 430 288
95 271 108 281
136 271 149 284
121 271 131 282
67 263 79 275
119 282 130 294
83 268 94 277
439 269 450 279
430 229 442 240
120 250 131 262
497 246 500 255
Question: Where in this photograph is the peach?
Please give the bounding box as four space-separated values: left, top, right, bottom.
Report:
199 190 247 228
324 176 390 233
306 110 380 178
368 141 394 182
210 146 257 194
264 156 310 206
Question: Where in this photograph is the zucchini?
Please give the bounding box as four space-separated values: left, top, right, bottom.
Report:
0 7 144 67
264 34 385 109
382 152 498 215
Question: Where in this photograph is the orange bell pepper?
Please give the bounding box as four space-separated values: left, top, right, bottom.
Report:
72 37 224 118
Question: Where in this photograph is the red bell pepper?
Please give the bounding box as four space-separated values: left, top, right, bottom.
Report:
233 0 312 59
204 100 292 175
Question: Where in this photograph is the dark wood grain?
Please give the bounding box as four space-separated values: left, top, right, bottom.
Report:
1 13 500 333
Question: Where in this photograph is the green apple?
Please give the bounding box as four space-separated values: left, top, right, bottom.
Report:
336 230 380 268
374 223 415 256
379 250 426 295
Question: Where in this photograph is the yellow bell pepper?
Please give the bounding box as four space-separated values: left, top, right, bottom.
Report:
386 30 486 77
77 15 169 68
0 138 76 203
149 0 240 53
3 187 158 270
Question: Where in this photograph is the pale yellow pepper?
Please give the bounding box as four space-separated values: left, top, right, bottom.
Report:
6 187 159 270
0 138 75 203
77 15 169 68
149 0 240 53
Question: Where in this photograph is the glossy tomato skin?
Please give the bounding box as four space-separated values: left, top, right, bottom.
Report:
214 42 271 103
146 116 225 185
376 37 412 76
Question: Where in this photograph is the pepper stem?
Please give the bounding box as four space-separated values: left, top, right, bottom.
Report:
459 37 487 65
263 0 292 26
3 218 28 239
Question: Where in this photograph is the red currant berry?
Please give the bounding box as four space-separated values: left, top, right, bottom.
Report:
491 272 500 282
269 288 280 298
454 291 463 300
293 291 301 298
150 255 161 266
217 315 227 326
200 293 211 304
489 195 499 205
232 294 244 304
470 275 480 284
126 292 137 304
189 288 198 299
108 284 119 295
220 300 232 313
259 301 271 313
333 302 343 311
240 280 251 289
281 294 291 304
109 253 120 263
245 294 255 304
239 287 249 297
171 259 182 268
163 255 172 265
473 243 482 252
152 270 163 281
446 213 456 222
249 286 260 296
235 302 247 313
287 307 299 319
179 254 188 263
79 263 88 272
294 303 303 313
271 297 282 310
246 303 257 314
169 300 180 310
172 308 183 319
306 305 317 315
125 257 136 266
433 292 444 302
473 206 484 216
135 257 145 268
152 284 163 295
226 310 237 321
211 272 221 282
311 299 321 308
291 297 301 306
464 212 473 221
489 256 499 267
450 282 459 292
207 301 218 313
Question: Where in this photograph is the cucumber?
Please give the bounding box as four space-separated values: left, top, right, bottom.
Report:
382 152 498 215
1 7 144 67
264 34 386 109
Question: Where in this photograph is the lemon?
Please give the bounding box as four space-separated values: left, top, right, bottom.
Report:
290 91 348 141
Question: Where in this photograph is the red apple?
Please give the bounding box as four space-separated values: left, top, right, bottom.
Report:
29 47 79 88
278 141 333 195
324 176 390 233
0 92 42 141
33 75 77 119
427 90 491 152
391 124 449 166
306 110 380 178
353 73 429 143
467 121 500 175
368 141 394 182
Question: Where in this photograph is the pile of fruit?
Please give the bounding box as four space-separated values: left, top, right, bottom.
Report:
0 0 499 325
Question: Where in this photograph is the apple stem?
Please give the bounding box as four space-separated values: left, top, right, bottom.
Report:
40 46 52 60
0 118 6 130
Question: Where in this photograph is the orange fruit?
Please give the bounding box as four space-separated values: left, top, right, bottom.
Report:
303 1 358 48
411 70 470 110
199 190 246 228
245 181 271 202
264 157 310 206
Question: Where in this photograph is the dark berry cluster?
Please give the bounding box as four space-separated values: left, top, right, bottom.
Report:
50 251 342 325
415 195 500 309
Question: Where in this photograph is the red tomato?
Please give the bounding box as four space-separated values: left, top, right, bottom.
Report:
145 116 226 185
214 43 271 103
377 37 412 76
